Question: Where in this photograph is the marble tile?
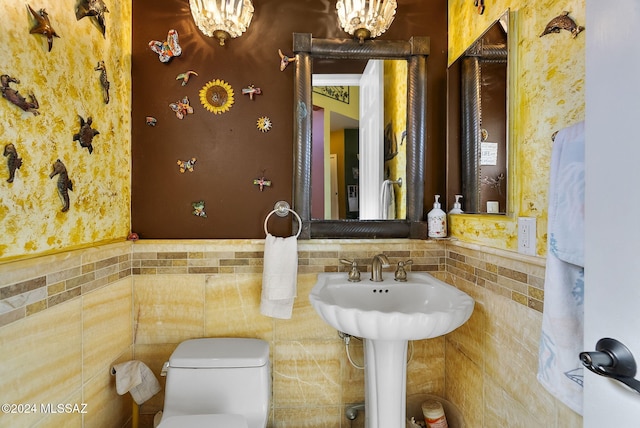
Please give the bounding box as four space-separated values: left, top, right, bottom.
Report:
0 238 585 428
340 339 365 404
484 375 544 428
445 275 486 368
83 351 132 428
0 299 82 428
0 251 81 285
134 343 177 418
32 391 83 428
273 406 342 428
407 338 445 396
81 242 132 265
556 399 582 428
273 340 342 407
83 278 133 380
483 292 555 425
133 275 205 345
445 340 483 428
275 273 336 341
204 273 273 341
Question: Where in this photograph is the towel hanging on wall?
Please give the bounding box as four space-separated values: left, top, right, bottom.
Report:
537 121 585 415
260 232 298 319
260 202 300 319
380 179 396 219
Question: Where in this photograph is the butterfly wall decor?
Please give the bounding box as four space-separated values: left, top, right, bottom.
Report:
149 29 182 63
169 96 193 119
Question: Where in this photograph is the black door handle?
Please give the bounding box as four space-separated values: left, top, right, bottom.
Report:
580 338 640 394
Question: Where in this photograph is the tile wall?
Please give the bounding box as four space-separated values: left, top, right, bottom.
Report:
130 239 447 428
0 242 133 428
0 239 583 428
443 241 581 428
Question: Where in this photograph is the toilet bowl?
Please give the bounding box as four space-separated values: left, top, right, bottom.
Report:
157 338 270 428
158 414 248 428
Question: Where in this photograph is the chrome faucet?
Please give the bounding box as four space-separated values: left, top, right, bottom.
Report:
370 254 390 282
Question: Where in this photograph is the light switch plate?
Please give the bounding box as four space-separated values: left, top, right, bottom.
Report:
518 217 536 256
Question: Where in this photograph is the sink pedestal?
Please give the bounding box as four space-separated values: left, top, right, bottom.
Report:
309 272 475 427
363 339 408 428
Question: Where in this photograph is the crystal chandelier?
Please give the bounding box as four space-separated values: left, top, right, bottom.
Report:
336 0 397 43
189 0 254 46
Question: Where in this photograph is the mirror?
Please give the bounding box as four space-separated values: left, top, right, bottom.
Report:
311 60 407 221
447 11 509 214
292 33 430 238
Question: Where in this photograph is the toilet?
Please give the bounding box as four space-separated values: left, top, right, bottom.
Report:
157 338 270 428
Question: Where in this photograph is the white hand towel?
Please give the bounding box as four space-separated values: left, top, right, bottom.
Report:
380 180 396 220
537 121 585 415
111 360 161 405
260 232 298 319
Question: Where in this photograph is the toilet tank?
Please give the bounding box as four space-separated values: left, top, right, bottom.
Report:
162 338 270 428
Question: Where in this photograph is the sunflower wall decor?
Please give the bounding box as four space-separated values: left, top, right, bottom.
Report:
199 79 234 114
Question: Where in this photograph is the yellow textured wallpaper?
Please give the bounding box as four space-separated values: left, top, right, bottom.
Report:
0 0 131 261
448 0 585 255
384 59 407 219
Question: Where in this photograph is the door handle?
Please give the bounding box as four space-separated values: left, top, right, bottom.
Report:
580 338 640 394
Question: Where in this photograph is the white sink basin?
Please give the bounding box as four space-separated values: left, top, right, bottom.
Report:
309 272 474 341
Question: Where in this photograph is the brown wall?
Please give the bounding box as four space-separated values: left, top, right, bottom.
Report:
132 0 448 239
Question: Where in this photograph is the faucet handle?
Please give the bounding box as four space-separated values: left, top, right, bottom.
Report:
394 259 413 282
340 259 361 282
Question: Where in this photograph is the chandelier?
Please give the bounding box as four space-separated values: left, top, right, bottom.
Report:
189 0 254 46
336 0 397 43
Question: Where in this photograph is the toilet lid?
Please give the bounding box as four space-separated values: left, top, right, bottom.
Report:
157 414 248 428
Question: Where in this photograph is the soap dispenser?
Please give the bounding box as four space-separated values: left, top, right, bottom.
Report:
449 195 464 214
427 195 447 238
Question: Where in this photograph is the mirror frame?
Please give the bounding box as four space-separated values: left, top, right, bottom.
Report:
292 33 430 239
448 11 510 215
461 40 508 213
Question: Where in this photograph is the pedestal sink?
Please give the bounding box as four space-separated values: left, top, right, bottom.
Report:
309 271 474 428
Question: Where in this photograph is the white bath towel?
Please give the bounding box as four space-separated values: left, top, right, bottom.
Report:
380 179 396 220
537 121 585 415
111 360 161 405
260 232 298 319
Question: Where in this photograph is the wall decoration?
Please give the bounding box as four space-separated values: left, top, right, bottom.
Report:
313 85 349 104
481 173 505 195
27 4 60 52
540 12 584 38
177 157 196 173
73 116 100 154
278 49 296 71
242 84 262 100
192 200 207 217
145 116 157 126
199 79 234 114
176 70 198 86
474 0 485 15
94 60 110 104
1 74 39 115
149 29 182 63
169 96 194 119
253 174 271 191
75 0 109 37
3 144 22 183
256 116 272 132
49 159 73 212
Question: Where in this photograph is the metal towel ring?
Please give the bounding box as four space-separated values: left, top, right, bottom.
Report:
264 201 302 238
